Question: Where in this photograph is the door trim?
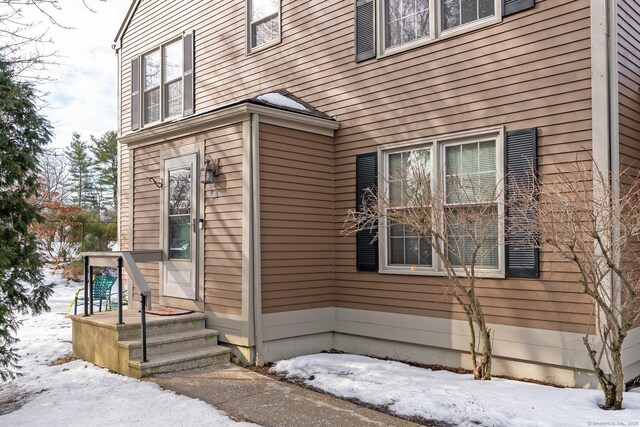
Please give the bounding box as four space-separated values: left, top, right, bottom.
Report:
158 142 205 312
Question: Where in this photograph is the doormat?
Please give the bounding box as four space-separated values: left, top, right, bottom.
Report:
145 306 194 316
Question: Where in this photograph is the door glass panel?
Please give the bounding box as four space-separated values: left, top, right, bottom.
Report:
169 216 191 260
168 167 191 260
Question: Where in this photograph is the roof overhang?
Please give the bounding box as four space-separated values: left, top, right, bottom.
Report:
119 102 340 148
114 0 140 49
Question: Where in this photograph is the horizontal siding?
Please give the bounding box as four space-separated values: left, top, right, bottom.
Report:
618 0 640 329
204 124 244 316
618 0 640 175
120 143 130 250
120 0 593 333
129 125 244 312
131 141 161 305
260 124 334 313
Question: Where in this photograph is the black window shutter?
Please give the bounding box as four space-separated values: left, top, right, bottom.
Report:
503 0 535 17
355 0 375 63
356 152 379 271
505 128 539 278
183 30 195 116
130 56 141 131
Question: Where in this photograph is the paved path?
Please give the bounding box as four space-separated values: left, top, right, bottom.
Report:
146 362 420 427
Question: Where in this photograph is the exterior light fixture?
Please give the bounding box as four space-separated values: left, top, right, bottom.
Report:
202 155 221 184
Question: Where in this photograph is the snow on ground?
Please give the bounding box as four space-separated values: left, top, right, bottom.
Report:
272 353 640 427
256 93 308 111
0 268 254 427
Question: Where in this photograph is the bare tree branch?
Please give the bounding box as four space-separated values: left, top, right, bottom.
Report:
509 155 640 409
345 150 504 380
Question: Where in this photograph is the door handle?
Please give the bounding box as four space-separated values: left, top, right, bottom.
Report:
192 218 196 232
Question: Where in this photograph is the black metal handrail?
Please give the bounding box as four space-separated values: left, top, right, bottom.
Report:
80 250 162 364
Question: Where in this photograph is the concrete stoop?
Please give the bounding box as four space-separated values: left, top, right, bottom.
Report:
72 312 231 378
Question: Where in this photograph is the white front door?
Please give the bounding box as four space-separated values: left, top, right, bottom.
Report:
162 153 198 299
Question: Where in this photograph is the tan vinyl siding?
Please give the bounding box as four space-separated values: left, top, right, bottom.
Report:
618 0 640 174
119 143 130 250
128 125 245 312
120 0 593 332
203 124 244 316
131 142 162 305
617 0 640 328
260 124 334 313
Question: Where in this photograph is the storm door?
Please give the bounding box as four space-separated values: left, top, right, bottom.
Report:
162 153 198 299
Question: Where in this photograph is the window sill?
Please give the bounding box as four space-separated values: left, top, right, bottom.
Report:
377 15 502 60
247 37 282 55
378 266 505 279
139 114 183 131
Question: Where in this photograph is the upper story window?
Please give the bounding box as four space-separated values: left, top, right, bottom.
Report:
380 0 500 53
385 0 430 48
356 0 533 62
132 31 194 131
143 39 182 126
163 40 183 118
143 50 161 124
441 0 495 31
249 0 280 51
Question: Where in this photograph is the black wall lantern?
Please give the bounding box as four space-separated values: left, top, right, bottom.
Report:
202 155 221 184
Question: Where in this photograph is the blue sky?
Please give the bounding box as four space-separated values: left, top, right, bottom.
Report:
7 0 132 148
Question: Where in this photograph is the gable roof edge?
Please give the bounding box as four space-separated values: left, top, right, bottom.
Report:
114 0 141 47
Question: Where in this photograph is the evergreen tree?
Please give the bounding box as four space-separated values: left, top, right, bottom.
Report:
91 131 118 214
65 132 95 209
0 59 55 380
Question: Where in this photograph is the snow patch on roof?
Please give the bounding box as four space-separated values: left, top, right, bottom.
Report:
256 93 308 111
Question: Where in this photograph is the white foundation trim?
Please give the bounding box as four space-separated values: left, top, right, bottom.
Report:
262 307 335 342
623 327 640 364
333 308 594 370
205 311 248 346
260 307 594 370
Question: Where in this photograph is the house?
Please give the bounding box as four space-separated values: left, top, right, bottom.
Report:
71 0 640 386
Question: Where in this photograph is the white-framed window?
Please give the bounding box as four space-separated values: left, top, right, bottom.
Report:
248 0 280 51
379 0 500 54
143 50 161 124
441 0 496 31
385 0 431 49
142 38 183 126
379 127 504 276
386 146 435 267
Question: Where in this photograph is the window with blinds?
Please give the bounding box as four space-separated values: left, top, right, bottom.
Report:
379 129 503 275
444 140 499 268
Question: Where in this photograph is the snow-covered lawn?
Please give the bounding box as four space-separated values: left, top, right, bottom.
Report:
273 353 640 427
0 268 254 426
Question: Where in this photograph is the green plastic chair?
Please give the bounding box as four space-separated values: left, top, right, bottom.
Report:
73 275 117 315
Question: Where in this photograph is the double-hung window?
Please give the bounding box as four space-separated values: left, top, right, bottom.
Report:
248 0 280 51
441 0 495 31
380 0 500 53
443 139 499 269
357 0 533 61
381 129 503 275
387 147 434 267
385 0 431 49
131 32 194 131
142 39 183 126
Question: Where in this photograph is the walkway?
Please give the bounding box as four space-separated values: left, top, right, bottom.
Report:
146 362 421 427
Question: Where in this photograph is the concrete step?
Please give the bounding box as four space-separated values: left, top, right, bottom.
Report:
128 345 231 378
117 313 206 341
119 329 220 360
